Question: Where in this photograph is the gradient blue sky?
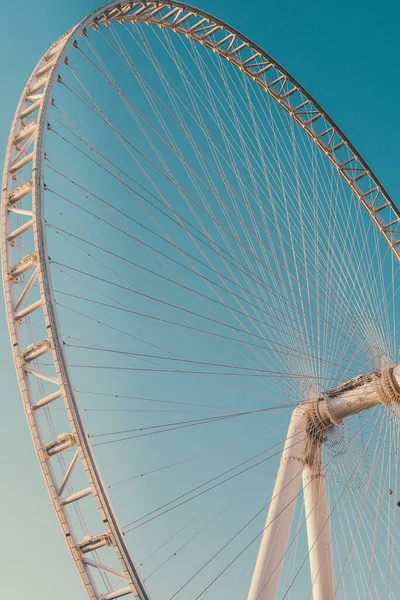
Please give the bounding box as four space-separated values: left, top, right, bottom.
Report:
0 1 399 598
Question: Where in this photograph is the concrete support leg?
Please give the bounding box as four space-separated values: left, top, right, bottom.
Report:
248 405 307 600
302 443 335 600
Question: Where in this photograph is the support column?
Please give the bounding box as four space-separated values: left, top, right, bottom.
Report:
248 365 400 600
302 442 335 600
248 405 307 600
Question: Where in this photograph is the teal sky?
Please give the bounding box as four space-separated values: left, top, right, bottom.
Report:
0 1 399 599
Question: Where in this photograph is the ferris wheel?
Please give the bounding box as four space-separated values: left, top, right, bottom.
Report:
3 2 400 599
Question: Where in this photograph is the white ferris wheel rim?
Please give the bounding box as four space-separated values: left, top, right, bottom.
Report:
2 2 400 600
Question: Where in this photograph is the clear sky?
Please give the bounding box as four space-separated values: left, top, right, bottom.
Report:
0 1 399 599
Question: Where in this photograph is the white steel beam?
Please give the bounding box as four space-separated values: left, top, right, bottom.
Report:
23 339 51 362
7 180 32 204
24 368 59 385
58 449 80 496
11 134 35 165
32 388 62 410
78 534 112 554
28 76 48 94
302 444 335 600
14 120 37 143
7 218 33 241
10 253 36 278
100 586 132 600
60 487 92 506
8 207 33 216
84 558 129 581
18 100 42 120
248 405 307 600
14 298 42 320
13 268 38 312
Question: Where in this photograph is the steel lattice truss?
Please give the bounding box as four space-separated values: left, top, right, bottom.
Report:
2 2 400 600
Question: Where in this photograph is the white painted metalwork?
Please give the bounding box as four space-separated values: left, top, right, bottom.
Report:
248 405 307 599
2 2 400 599
302 447 335 600
249 366 400 599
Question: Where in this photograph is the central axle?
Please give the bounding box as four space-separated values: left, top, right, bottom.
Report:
248 365 400 600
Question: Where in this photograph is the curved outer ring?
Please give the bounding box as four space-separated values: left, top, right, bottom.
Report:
2 2 400 599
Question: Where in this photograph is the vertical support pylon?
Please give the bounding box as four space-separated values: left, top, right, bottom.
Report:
248 405 307 600
248 367 400 600
302 441 335 600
